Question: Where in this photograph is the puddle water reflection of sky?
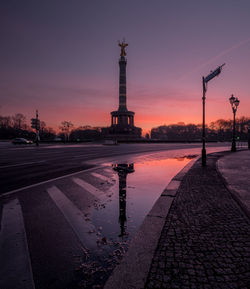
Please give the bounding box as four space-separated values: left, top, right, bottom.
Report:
79 146 229 288
92 156 192 241
81 154 195 288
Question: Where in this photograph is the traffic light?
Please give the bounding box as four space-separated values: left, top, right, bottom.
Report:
31 118 40 130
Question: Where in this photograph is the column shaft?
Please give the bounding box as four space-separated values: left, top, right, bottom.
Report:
118 57 127 112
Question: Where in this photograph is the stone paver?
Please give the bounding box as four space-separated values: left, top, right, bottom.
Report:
145 152 250 289
218 150 250 216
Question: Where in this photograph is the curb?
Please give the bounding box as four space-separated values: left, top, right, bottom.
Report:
104 156 199 289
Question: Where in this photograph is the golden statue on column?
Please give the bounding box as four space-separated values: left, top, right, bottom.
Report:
118 40 128 56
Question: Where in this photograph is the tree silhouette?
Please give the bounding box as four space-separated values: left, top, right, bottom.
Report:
59 121 74 142
12 113 26 130
151 117 250 141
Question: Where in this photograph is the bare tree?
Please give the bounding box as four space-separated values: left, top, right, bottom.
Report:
0 116 12 128
39 121 46 135
40 121 46 130
12 113 26 129
59 121 74 142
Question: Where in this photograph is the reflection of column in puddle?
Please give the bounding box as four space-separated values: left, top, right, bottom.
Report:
113 163 135 237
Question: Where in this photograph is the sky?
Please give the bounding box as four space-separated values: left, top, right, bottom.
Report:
1 0 250 134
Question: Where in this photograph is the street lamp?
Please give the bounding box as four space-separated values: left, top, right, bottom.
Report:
248 127 250 149
229 94 240 152
202 63 225 166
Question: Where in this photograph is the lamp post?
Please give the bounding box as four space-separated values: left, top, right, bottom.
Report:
229 95 240 152
202 63 225 166
248 127 250 149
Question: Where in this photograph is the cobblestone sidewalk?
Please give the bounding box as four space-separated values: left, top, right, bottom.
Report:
145 153 250 289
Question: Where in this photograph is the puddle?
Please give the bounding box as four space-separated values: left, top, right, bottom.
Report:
76 146 232 288
93 156 195 238
76 154 196 288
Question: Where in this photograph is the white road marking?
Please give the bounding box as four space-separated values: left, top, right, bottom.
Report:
42 144 102 149
0 166 103 198
73 153 99 158
104 168 112 173
10 147 36 150
72 177 104 197
0 160 46 169
91 172 111 182
47 186 97 249
0 199 35 289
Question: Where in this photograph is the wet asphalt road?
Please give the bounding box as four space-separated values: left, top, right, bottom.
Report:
0 142 229 194
0 142 233 289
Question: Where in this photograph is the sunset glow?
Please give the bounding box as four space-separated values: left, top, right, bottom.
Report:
1 1 250 133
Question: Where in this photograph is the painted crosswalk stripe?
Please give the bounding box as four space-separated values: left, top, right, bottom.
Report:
0 199 35 289
72 177 104 197
47 186 97 249
91 172 111 182
1 166 101 199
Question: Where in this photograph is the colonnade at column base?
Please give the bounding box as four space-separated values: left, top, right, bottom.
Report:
101 125 142 140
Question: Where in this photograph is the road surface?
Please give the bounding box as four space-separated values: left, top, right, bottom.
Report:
0 142 232 289
0 142 230 194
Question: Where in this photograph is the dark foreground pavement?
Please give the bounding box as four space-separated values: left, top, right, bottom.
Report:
105 150 250 289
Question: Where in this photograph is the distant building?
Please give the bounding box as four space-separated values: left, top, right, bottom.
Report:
102 41 141 140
